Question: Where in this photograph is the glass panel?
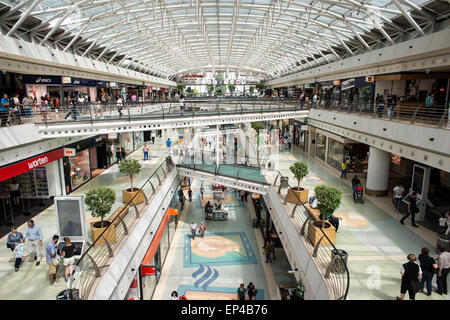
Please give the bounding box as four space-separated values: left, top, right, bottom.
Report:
327 138 344 171
160 225 169 264
315 133 326 161
69 149 91 190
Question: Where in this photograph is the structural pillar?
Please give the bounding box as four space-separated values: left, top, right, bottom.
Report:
365 146 391 196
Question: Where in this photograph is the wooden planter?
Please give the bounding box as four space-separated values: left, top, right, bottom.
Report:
286 187 308 204
91 220 116 247
122 187 145 205
307 220 336 246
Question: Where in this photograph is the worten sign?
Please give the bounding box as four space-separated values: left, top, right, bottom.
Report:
0 149 64 182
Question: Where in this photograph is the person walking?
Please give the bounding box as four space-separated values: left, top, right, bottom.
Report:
351 175 360 201
190 221 198 240
117 96 124 118
170 291 179 300
151 131 156 144
200 184 205 200
0 93 9 127
264 241 272 263
398 254 422 300
7 226 23 252
60 237 75 284
46 235 60 285
115 147 121 164
393 184 405 213
237 283 247 300
400 192 419 228
121 147 126 161
247 282 258 300
418 247 438 296
13 239 24 272
180 192 185 211
24 219 43 266
425 93 434 113
438 212 448 235
143 144 149 161
188 188 193 202
166 138 172 152
340 161 347 179
436 248 450 295
179 96 185 114
376 94 386 118
287 135 292 150
93 98 103 118
199 221 206 238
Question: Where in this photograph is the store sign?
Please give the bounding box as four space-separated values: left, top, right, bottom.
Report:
97 81 106 86
0 149 64 182
109 82 118 87
141 265 156 276
64 148 77 157
62 77 72 84
333 80 341 86
365 76 374 83
108 133 118 139
341 79 355 90
23 75 62 85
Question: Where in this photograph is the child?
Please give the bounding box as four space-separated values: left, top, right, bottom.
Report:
439 213 447 234
13 240 24 272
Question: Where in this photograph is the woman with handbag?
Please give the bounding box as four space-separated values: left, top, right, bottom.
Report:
6 227 23 252
398 254 422 300
400 192 419 228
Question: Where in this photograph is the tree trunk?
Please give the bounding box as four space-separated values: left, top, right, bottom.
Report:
130 175 133 190
101 217 104 229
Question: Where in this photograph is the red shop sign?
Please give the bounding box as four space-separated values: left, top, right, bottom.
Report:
0 148 64 182
141 265 156 277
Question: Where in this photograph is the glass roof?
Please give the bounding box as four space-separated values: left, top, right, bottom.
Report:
1 0 439 79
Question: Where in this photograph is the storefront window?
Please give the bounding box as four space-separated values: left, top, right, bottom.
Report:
68 149 91 190
134 132 144 150
315 133 326 161
140 265 158 300
327 138 344 170
160 227 170 264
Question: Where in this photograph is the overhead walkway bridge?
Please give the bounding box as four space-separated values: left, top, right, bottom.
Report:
26 99 307 138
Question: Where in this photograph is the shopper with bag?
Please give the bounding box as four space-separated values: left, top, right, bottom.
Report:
418 247 438 296
398 254 422 300
199 221 206 238
13 240 24 272
6 226 23 252
46 235 60 285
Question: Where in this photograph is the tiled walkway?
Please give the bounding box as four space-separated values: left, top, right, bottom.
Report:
0 129 181 300
276 147 449 300
152 180 271 300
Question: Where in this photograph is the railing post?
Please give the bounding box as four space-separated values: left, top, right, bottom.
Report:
312 235 324 257
300 216 310 236
85 253 101 278
411 105 421 124
101 235 114 258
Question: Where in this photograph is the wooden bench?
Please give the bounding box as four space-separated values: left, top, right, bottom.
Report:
305 204 321 222
108 204 129 227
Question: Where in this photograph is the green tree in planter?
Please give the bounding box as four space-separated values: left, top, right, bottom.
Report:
206 84 214 95
228 84 236 96
289 161 309 189
256 81 266 95
249 86 255 96
314 184 343 227
251 122 265 134
85 187 116 228
119 158 142 191
176 84 186 95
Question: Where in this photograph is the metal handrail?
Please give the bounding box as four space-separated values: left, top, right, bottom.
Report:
74 155 176 299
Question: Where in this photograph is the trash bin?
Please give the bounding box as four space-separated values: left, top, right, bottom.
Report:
56 289 80 300
330 249 348 274
252 218 259 228
437 235 450 253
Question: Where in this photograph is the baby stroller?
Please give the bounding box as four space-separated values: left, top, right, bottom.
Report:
354 184 364 204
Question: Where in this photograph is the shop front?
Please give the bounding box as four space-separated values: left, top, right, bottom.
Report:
339 78 357 108
354 76 375 110
63 136 110 193
0 148 64 232
0 72 25 97
62 77 97 102
24 75 62 106
292 120 308 152
317 81 334 108
139 208 175 300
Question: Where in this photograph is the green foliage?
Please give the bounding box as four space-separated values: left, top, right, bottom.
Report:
206 84 215 94
85 187 116 227
228 84 236 95
255 81 265 94
119 158 142 190
314 184 343 220
249 87 255 95
176 84 186 93
289 161 309 188
251 122 265 133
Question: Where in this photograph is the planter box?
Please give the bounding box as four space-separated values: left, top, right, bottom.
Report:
91 221 116 247
307 220 335 246
286 187 308 204
122 188 145 205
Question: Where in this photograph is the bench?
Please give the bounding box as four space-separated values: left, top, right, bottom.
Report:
108 204 129 227
305 204 321 222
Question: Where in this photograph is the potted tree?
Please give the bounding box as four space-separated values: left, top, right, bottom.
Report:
307 184 343 246
119 158 144 205
85 187 116 246
228 84 236 97
286 161 309 204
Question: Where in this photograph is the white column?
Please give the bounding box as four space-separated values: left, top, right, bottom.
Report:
366 147 391 196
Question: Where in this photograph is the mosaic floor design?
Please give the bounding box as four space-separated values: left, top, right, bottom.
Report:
183 232 258 267
177 285 265 300
196 192 245 209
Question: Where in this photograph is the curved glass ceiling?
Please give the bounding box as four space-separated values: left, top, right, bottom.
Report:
1 0 443 79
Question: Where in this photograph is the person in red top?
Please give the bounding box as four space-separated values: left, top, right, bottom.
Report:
143 144 149 161
200 221 206 238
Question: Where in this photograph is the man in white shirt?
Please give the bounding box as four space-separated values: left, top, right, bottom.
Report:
393 184 404 213
12 94 23 124
77 95 85 112
179 97 185 114
190 221 198 240
116 96 124 118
